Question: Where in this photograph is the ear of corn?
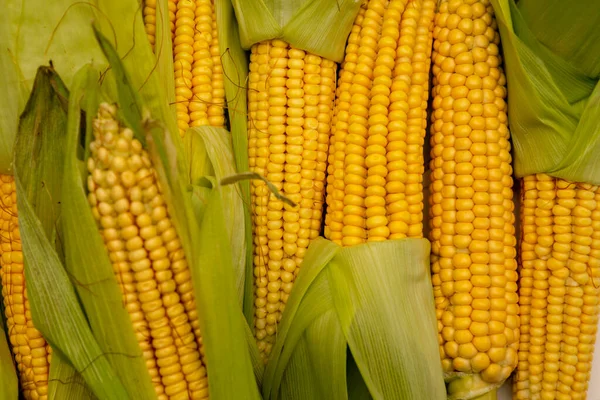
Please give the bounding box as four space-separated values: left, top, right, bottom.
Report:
254 1 445 398
247 39 337 360
429 0 518 398
92 20 261 400
88 102 209 399
488 0 600 397
231 0 362 363
515 174 600 399
0 175 51 400
324 0 436 245
143 0 226 136
0 308 19 400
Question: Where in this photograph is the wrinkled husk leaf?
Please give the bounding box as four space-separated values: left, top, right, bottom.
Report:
0 310 18 400
14 66 131 399
0 0 104 174
47 349 96 400
490 0 600 184
231 0 363 62
184 127 247 305
215 0 255 323
517 0 600 79
263 238 446 400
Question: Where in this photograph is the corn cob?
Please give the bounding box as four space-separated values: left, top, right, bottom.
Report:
429 0 519 394
247 40 336 360
143 0 225 134
324 0 436 246
514 174 600 400
0 174 51 400
86 103 208 399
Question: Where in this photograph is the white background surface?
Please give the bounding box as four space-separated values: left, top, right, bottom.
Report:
496 328 600 399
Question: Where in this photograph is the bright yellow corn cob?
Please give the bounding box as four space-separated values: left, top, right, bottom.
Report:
324 0 436 246
144 0 225 134
429 0 519 392
247 39 336 360
0 174 51 400
514 174 600 400
86 103 208 399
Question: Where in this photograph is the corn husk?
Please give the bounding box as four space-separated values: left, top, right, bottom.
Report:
263 238 446 399
215 0 255 322
231 0 363 62
47 350 96 400
490 0 600 184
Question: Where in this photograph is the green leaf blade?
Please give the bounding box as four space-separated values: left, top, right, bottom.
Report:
330 239 446 400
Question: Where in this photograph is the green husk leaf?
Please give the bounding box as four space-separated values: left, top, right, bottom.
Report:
517 0 600 78
216 0 255 323
229 0 281 50
48 349 97 400
14 66 129 400
231 0 362 62
264 238 446 400
153 0 177 120
0 0 103 172
193 187 262 399
92 27 144 141
282 0 363 63
0 311 18 400
329 239 446 400
279 309 347 400
0 1 27 174
185 127 247 305
490 0 600 184
61 65 157 399
1 0 178 172
244 317 266 387
263 238 341 399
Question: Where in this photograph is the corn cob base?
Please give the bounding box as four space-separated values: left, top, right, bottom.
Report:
0 174 51 400
514 174 600 400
